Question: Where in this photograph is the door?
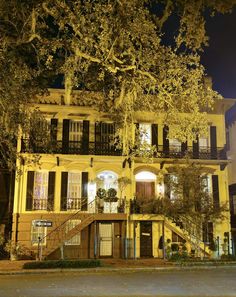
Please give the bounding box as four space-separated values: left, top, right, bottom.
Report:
99 223 113 257
140 221 153 257
136 182 155 200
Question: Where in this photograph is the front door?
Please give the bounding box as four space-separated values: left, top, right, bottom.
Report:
140 221 153 257
99 223 112 257
136 182 155 200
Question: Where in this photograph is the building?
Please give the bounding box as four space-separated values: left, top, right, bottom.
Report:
12 89 233 260
226 100 236 255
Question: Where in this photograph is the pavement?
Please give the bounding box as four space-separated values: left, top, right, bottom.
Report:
1 258 236 275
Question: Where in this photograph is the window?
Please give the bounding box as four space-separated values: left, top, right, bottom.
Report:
65 220 81 245
232 195 236 215
199 137 208 152
33 172 49 210
69 121 83 142
201 175 211 193
97 171 118 191
67 173 81 210
31 221 47 245
139 124 151 145
169 138 181 152
170 175 179 200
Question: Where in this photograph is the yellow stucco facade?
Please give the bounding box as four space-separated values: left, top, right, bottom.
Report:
12 90 233 260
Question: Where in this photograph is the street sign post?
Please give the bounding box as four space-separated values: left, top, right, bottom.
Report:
34 220 53 227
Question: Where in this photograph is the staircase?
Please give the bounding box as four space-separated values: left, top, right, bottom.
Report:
165 216 211 257
42 199 96 259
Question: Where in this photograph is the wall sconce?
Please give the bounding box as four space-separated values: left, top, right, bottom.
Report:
90 157 93 167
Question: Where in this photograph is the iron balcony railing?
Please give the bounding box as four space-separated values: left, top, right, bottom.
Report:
21 139 227 160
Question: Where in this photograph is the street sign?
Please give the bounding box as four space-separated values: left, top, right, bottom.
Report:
34 220 53 227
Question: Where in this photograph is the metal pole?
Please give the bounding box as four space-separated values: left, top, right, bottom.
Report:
162 218 165 260
94 221 97 259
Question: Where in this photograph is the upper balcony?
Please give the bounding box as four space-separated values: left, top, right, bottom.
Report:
20 138 227 160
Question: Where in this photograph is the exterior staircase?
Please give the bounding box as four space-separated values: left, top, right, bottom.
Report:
164 217 211 257
43 214 95 259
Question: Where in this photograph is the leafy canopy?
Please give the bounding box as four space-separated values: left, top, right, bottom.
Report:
1 0 236 164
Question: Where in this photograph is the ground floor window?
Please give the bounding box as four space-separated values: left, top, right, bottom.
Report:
64 220 81 245
31 221 47 245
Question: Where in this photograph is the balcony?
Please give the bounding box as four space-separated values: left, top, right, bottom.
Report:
21 139 227 160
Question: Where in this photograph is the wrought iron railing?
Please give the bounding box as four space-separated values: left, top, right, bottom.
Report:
21 138 226 160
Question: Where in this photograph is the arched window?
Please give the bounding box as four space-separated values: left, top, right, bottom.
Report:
97 171 118 190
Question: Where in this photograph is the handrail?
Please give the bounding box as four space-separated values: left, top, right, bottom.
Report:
41 198 96 242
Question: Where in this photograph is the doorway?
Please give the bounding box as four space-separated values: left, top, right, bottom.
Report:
99 223 113 257
140 221 153 257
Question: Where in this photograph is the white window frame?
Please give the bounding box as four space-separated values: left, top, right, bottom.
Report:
33 171 49 210
139 123 151 145
31 220 47 245
69 120 83 142
67 172 82 210
169 138 181 152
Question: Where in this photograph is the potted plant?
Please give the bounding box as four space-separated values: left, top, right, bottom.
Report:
209 240 218 259
107 188 118 202
4 240 25 260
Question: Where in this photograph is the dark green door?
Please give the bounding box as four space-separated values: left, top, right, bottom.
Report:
140 221 152 257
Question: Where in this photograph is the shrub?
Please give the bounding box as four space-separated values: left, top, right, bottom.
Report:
23 259 101 269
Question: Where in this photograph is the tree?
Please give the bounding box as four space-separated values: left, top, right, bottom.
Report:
1 0 236 163
137 161 228 249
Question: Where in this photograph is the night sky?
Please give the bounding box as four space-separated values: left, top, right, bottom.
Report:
201 9 236 99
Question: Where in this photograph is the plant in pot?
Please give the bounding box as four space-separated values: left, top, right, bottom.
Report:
4 240 25 260
106 188 118 202
209 240 218 259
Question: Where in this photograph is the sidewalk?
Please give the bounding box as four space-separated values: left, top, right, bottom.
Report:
1 258 236 275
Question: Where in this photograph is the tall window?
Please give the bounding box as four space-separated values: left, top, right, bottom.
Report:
65 220 81 245
31 221 47 245
67 173 81 210
199 137 208 152
169 138 181 152
33 172 49 210
139 123 151 145
69 121 83 142
232 195 236 215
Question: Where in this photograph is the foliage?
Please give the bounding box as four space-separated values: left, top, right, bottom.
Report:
1 0 236 161
96 188 107 199
4 240 25 257
23 259 101 269
118 177 131 198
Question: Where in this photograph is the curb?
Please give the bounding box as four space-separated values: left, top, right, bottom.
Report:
1 264 236 275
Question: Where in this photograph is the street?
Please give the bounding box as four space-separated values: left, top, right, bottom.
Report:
0 267 236 297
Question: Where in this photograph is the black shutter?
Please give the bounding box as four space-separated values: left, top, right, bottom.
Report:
50 119 58 143
61 172 68 210
82 120 90 154
210 126 217 159
95 122 101 154
26 171 34 211
47 172 55 211
193 135 199 159
62 119 70 154
181 141 188 157
212 175 220 209
163 125 169 157
151 124 158 147
164 174 171 199
81 172 88 211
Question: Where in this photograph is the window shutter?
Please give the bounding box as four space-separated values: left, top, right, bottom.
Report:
47 172 55 211
81 172 88 211
50 119 58 143
95 122 102 154
26 171 34 211
61 172 68 211
163 125 169 157
82 120 90 154
62 119 70 154
212 175 220 209
164 174 171 199
181 141 187 156
192 135 199 159
210 126 217 159
151 124 158 147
